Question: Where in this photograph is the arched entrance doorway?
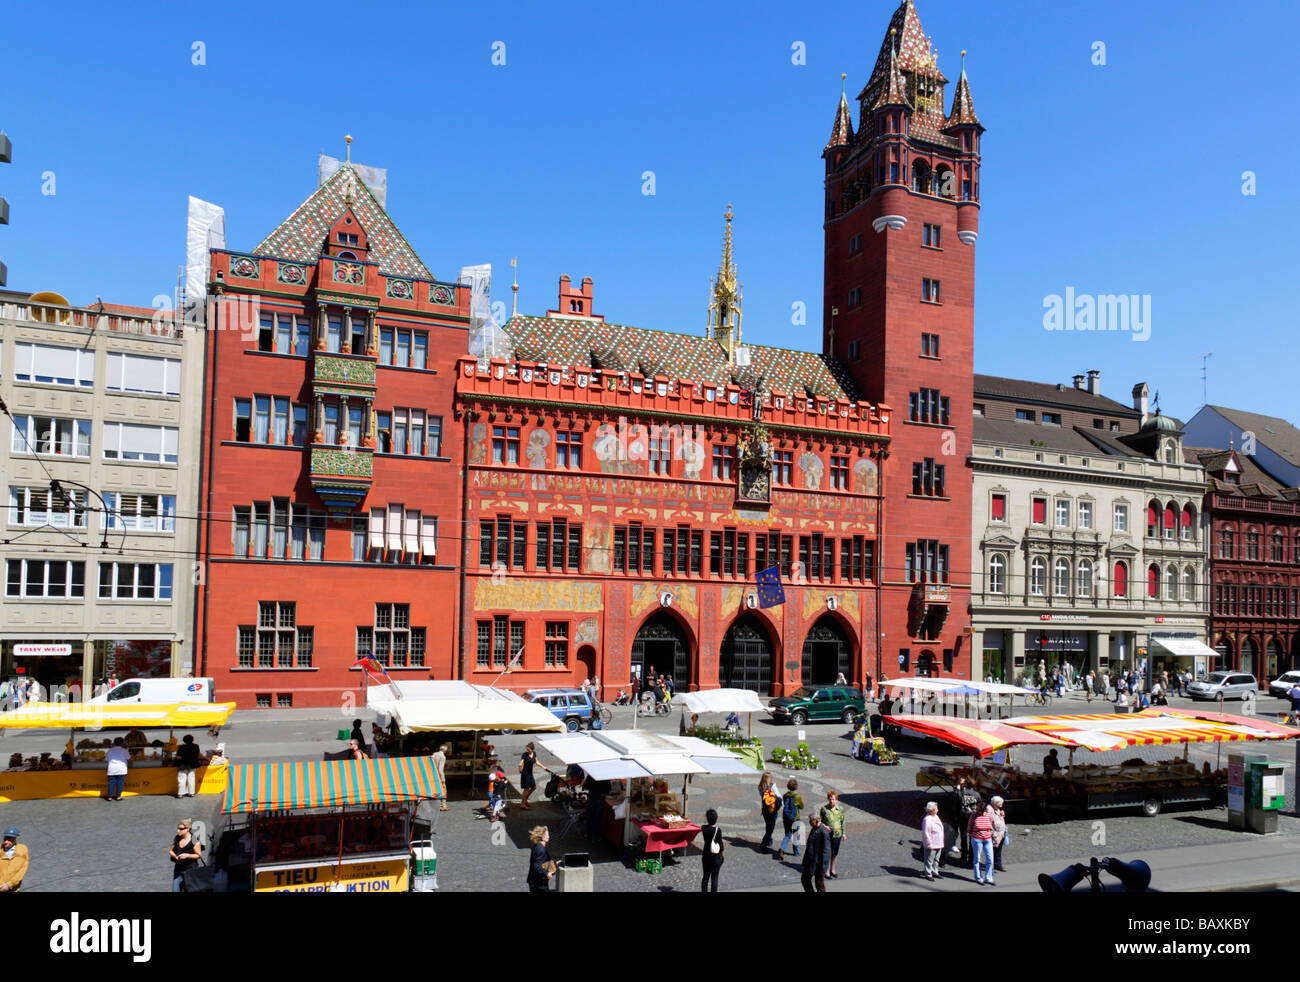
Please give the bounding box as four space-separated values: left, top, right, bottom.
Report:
1241 638 1257 675
801 616 852 686
575 646 596 687
631 612 691 690
720 615 776 695
916 651 935 677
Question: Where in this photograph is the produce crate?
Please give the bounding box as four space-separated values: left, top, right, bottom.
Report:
635 856 663 874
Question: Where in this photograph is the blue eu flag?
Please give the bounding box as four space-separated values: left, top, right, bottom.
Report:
756 566 785 609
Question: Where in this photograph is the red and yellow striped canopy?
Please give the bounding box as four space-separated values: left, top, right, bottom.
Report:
224 756 444 814
889 715 1072 758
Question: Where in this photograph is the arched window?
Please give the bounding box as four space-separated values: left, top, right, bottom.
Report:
1164 442 1177 464
1146 501 1159 537
1164 565 1177 600
912 159 932 194
1245 527 1261 560
1181 504 1195 541
934 165 955 199
1163 502 1176 539
988 554 1006 595
1077 559 1093 598
1272 531 1285 563
1054 558 1070 597
1182 566 1195 602
1147 564 1160 599
1030 557 1046 596
1113 561 1128 598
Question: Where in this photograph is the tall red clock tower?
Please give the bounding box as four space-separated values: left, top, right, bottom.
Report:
823 0 982 680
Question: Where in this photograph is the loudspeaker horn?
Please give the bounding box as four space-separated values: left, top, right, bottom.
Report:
1038 863 1091 893
1101 857 1152 893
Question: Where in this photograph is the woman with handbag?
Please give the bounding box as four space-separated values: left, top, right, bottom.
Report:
700 808 724 892
758 772 780 854
170 819 203 892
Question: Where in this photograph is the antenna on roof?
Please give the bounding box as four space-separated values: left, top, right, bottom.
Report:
1200 352 1212 408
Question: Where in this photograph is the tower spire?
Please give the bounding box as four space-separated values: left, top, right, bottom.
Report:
825 73 855 150
707 204 742 356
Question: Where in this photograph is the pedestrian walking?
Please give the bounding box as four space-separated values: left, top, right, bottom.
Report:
169 818 203 892
432 744 451 811
518 742 547 810
952 776 980 863
921 802 944 880
175 734 201 798
526 826 554 893
989 796 1007 872
105 736 129 801
700 808 724 892
864 672 874 701
801 813 831 892
1085 671 1094 703
0 828 28 893
968 798 994 885
758 771 780 853
820 790 847 878
349 718 366 748
777 778 804 860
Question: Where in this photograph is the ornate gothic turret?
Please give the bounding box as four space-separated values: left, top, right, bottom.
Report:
707 204 742 358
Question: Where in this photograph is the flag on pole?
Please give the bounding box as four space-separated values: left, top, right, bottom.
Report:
756 566 786 609
354 656 389 685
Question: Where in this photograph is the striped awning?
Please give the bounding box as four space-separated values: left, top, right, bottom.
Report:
889 715 1073 758
224 756 444 814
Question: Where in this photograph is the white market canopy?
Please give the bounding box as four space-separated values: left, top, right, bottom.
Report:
367 681 563 734
539 729 759 781
880 677 1030 697
672 688 766 715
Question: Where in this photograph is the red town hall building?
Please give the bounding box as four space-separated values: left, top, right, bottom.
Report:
823 0 982 678
195 166 471 708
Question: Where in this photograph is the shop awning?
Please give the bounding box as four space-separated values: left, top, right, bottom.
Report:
1150 637 1220 659
881 677 1030 697
888 715 1074 758
0 702 236 730
223 756 445 814
673 689 766 715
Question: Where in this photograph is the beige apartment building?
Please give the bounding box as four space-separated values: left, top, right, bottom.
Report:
971 373 1213 686
0 289 203 697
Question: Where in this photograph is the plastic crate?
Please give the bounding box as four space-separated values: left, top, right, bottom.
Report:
635 856 663 874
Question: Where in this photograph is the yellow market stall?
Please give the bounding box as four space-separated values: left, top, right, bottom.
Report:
219 756 445 893
0 701 235 801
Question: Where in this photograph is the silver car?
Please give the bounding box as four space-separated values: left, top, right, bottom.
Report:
1187 671 1257 701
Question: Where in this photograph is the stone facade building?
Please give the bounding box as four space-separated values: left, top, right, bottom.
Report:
971 373 1212 685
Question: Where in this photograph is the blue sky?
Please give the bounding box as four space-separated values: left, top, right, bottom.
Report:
2 0 1296 424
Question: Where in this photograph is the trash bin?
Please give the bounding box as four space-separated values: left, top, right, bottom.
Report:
410 841 438 891
556 852 593 892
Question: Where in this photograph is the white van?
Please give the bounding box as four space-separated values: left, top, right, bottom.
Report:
87 677 215 705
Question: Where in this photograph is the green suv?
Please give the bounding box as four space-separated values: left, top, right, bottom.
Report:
768 686 866 726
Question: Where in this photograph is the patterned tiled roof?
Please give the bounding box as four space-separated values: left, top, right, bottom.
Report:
858 1 959 149
864 1 946 94
945 64 982 131
503 315 858 401
872 44 911 111
826 92 855 149
253 166 433 280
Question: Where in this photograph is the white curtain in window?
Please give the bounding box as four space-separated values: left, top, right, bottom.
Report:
369 509 384 550
422 517 437 558
404 510 420 554
386 505 402 552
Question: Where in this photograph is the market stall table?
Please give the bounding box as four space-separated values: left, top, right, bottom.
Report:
634 816 701 853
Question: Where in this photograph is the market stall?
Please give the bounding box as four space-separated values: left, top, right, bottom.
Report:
878 677 1029 720
0 701 236 801
672 687 766 768
909 708 1300 818
538 730 757 870
366 681 562 790
220 755 444 892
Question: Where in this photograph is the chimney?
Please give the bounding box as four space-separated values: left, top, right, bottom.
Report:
1132 382 1149 424
1072 374 1085 389
1086 370 1100 396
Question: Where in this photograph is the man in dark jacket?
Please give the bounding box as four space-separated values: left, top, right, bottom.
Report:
801 813 832 892
951 776 981 863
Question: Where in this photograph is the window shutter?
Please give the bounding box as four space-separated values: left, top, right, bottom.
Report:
387 505 403 551
421 517 437 558
1032 499 1045 524
1181 508 1191 528
1147 565 1158 597
1147 504 1157 528
1114 562 1127 597
369 509 384 549
404 510 420 554
991 495 1005 521
1163 505 1175 530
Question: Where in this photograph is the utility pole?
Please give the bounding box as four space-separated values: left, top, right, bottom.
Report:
0 130 11 286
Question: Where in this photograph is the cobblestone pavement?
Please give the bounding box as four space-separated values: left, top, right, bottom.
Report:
2 689 1296 892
